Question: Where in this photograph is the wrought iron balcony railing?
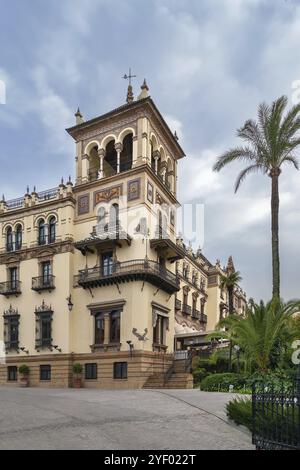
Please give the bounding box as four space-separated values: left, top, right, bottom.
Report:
0 281 22 296
5 340 19 351
76 259 180 295
200 313 208 323
35 338 53 350
32 275 55 292
182 303 192 315
175 299 182 310
192 308 200 319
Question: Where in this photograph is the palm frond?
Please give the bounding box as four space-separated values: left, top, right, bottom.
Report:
234 164 266 192
213 147 257 172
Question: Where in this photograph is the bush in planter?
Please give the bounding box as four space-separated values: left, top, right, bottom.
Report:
72 363 83 388
18 364 30 387
200 372 249 392
18 364 29 376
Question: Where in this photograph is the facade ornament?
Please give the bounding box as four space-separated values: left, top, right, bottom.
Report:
75 107 84 125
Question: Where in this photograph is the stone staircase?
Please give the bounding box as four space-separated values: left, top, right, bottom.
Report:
143 358 193 389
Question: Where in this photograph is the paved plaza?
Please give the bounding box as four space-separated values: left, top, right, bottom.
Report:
0 387 254 450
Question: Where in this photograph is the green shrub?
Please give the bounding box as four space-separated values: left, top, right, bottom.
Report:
192 368 209 385
200 373 248 392
72 363 83 375
226 397 253 431
18 364 29 375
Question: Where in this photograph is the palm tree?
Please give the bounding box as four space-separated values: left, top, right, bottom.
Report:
213 96 300 299
217 299 300 373
219 270 242 316
219 265 242 371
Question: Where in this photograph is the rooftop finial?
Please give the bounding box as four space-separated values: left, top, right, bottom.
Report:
26 185 30 195
174 131 179 141
123 68 136 103
75 107 84 125
138 78 149 100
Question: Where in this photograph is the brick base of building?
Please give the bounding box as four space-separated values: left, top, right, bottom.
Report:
0 350 175 389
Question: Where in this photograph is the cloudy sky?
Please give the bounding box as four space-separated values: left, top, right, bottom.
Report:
0 0 299 301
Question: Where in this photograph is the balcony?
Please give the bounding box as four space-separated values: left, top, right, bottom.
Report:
192 308 200 319
0 281 22 297
32 275 55 292
175 299 182 310
5 340 19 352
182 303 192 315
200 313 208 323
76 259 180 295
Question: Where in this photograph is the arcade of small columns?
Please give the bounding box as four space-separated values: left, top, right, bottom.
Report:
79 129 175 191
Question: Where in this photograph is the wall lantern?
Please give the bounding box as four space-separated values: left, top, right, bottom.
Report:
67 295 74 312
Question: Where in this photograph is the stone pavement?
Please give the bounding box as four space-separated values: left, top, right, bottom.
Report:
0 387 254 450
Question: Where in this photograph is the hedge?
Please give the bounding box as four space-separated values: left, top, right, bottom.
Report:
200 373 249 392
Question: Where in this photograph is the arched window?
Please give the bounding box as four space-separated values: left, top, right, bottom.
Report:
38 219 46 245
120 133 133 172
15 224 22 250
104 140 117 176
97 207 106 234
109 203 119 231
48 217 56 244
88 146 100 182
158 210 163 238
6 227 13 252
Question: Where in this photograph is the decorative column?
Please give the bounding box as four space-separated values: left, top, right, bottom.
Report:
98 148 105 179
104 312 110 344
81 154 89 183
153 150 160 174
115 142 123 174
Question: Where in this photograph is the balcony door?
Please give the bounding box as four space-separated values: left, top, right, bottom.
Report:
42 261 52 286
9 267 18 291
102 252 113 276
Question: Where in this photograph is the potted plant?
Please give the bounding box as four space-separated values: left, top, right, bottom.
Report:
18 364 30 387
72 363 83 388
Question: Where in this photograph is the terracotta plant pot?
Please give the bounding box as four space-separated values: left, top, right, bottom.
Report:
73 377 82 389
20 376 29 388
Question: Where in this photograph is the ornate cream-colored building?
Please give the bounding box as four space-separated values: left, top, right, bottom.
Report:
0 82 246 388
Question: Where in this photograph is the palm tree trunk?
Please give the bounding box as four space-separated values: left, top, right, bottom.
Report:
270 170 280 299
228 286 234 315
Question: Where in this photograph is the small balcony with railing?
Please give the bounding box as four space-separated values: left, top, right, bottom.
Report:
175 299 182 311
32 275 56 292
192 308 200 319
200 313 208 324
75 259 180 295
0 281 22 297
182 303 192 315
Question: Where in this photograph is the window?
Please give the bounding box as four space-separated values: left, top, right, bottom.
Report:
102 251 114 276
120 133 133 172
9 267 18 291
3 306 20 351
6 227 13 252
114 362 127 380
41 261 52 285
35 308 53 350
41 316 52 345
15 225 22 250
153 315 168 346
48 217 56 244
85 363 97 380
110 310 120 343
97 207 106 233
38 219 46 245
109 204 119 231
40 365 51 381
95 313 105 344
7 366 17 381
